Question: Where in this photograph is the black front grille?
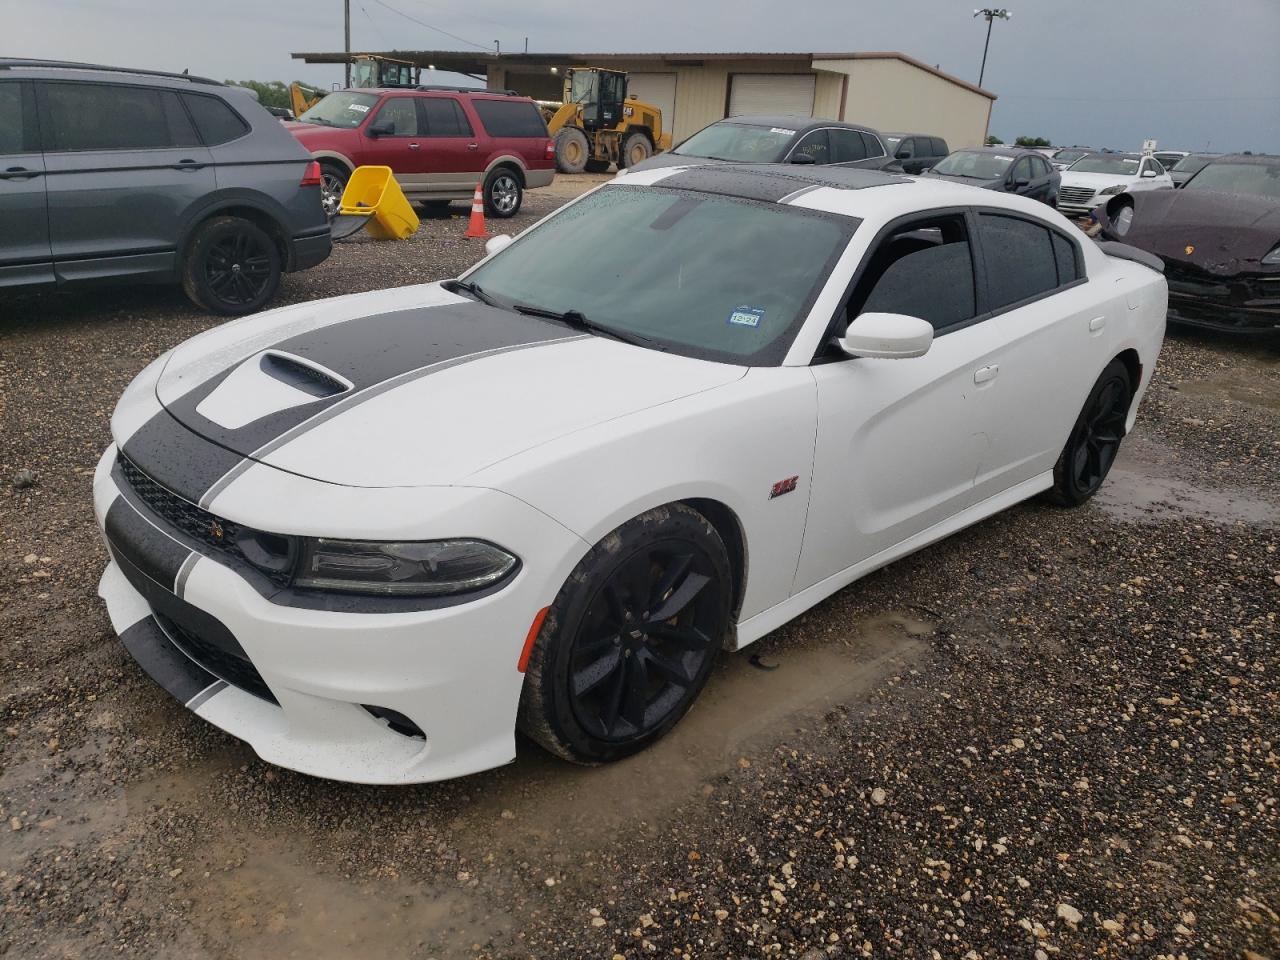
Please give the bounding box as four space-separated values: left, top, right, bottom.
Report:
155 612 278 704
117 454 292 586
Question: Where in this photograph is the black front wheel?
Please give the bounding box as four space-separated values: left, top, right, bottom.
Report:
181 216 282 316
519 504 732 764
1046 359 1132 506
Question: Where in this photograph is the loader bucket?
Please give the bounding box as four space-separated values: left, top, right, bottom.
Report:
338 166 419 240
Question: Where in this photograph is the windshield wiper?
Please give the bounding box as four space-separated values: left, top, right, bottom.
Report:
511 303 661 349
444 278 499 307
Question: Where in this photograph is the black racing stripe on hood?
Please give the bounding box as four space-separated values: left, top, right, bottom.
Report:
122 301 575 504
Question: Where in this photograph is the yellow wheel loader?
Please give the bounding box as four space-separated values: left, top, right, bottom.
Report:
542 68 671 174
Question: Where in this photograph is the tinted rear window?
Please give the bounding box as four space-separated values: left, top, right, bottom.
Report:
182 93 249 145
1052 233 1080 284
860 131 884 158
930 138 948 156
979 214 1060 309
470 98 547 138
44 82 183 151
422 97 472 137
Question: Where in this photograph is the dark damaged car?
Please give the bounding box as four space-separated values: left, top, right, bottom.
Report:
1093 154 1280 334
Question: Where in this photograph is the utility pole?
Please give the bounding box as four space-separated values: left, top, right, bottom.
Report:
343 0 351 88
973 8 1011 88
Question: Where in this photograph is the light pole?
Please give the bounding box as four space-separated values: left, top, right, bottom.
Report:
343 0 351 88
973 8 1011 88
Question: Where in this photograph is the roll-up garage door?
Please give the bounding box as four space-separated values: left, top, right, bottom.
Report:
727 74 816 117
626 72 677 132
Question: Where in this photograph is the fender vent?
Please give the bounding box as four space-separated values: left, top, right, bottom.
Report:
259 352 350 398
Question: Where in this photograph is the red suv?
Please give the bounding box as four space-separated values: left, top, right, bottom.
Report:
286 87 555 219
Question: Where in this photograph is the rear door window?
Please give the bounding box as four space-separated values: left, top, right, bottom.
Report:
181 93 249 145
470 99 547 137
930 137 949 156
828 128 868 163
43 82 180 151
421 97 472 137
1051 232 1080 284
978 213 1060 309
860 131 884 158
790 129 830 164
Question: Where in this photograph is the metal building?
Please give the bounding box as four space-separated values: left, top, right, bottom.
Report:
291 50 997 149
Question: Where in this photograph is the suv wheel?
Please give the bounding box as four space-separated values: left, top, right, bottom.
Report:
484 168 522 218
182 216 282 316
318 163 348 219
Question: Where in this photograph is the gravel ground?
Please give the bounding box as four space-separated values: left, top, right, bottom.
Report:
1 177 1278 960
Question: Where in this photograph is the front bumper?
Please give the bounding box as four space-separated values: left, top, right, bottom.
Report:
93 444 586 784
1165 268 1280 334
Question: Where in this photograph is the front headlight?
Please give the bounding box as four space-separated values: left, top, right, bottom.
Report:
1262 245 1280 265
1099 184 1129 196
294 538 519 596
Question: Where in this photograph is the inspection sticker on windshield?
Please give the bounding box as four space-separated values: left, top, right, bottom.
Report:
727 306 765 328
770 127 796 136
348 104 370 113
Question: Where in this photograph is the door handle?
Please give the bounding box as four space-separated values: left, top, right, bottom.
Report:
408 142 420 150
974 364 999 385
1089 315 1106 332
467 143 479 150
172 159 206 170
0 166 41 180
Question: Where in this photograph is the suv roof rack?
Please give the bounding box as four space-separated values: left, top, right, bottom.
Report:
0 58 222 86
414 84 519 96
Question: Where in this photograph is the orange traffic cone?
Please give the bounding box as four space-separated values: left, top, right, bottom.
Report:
464 182 487 238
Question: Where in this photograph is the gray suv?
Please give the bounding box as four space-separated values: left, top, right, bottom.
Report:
0 60 331 315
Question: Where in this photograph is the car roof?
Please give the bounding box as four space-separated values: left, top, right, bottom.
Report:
0 57 222 87
951 146 1044 156
883 132 939 138
1213 153 1280 165
715 115 879 135
618 161 1082 228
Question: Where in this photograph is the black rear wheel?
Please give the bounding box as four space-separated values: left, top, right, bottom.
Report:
181 216 281 316
1046 359 1132 506
519 504 731 763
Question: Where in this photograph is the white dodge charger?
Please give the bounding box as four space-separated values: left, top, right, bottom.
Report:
94 164 1167 784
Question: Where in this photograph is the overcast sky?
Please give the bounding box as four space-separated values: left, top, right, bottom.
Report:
9 0 1279 152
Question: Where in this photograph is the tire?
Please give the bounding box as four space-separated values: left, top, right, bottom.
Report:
583 158 611 174
483 167 522 218
620 131 653 169
554 127 590 174
518 503 732 764
181 216 282 317
1045 359 1132 507
318 162 348 220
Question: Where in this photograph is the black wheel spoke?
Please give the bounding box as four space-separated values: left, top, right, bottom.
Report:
602 583 628 626
599 663 627 734
572 649 622 698
619 658 650 729
646 571 710 623
649 552 693 609
649 622 712 650
644 649 692 688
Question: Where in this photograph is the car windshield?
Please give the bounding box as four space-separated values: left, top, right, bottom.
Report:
464 186 853 364
1172 154 1216 173
1052 149 1088 164
883 135 903 150
930 150 1015 179
1069 155 1140 175
1183 160 1280 199
297 92 380 128
672 122 795 162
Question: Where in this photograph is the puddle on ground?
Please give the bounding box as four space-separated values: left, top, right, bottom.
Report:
1177 368 1280 413
461 612 931 852
173 836 511 960
1096 436 1278 526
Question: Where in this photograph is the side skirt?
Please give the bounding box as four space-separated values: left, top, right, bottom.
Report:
734 471 1053 649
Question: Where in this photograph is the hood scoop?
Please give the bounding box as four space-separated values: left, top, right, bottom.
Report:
195 351 352 430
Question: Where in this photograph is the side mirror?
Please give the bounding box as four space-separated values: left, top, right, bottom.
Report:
1140 169 1157 178
484 234 513 257
838 312 933 359
789 153 817 165
895 149 910 159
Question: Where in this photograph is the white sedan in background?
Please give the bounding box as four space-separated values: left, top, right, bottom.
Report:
95 163 1167 784
1057 152 1174 216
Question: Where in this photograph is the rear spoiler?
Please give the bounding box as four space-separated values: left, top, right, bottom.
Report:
1095 240 1164 274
